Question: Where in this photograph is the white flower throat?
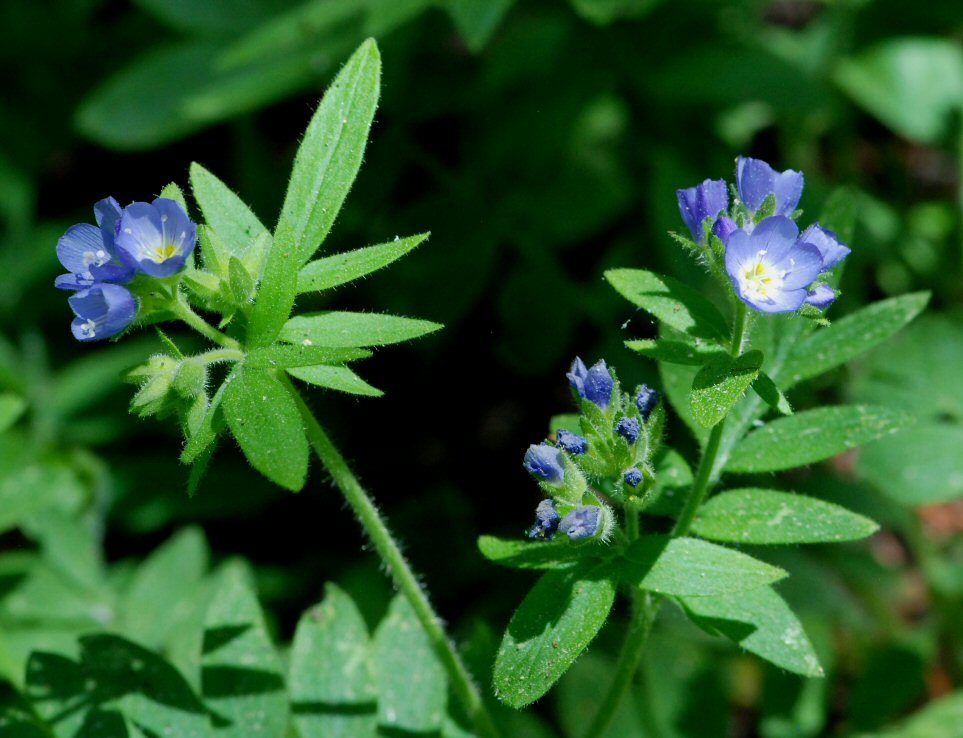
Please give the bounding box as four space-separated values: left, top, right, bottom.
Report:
739 249 789 302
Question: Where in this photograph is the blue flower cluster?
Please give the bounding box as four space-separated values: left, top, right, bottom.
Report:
677 157 850 313
55 197 197 341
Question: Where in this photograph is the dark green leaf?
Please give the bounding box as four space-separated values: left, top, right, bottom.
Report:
690 350 763 428
222 367 309 491
752 371 793 415
852 691 963 738
726 406 911 474
605 268 730 341
297 233 428 293
287 365 382 397
477 535 603 570
447 0 515 51
625 338 727 366
692 488 878 544
493 561 616 708
280 311 442 348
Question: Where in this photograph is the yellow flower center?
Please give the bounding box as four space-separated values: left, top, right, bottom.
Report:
739 251 786 302
153 242 178 262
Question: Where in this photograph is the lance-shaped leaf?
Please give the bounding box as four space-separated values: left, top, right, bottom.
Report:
280 311 442 348
606 269 730 341
477 535 605 570
181 372 232 464
190 163 267 257
222 367 309 491
202 565 288 738
372 595 447 734
725 406 911 474
782 292 930 389
690 350 763 428
677 587 823 677
692 488 878 544
245 345 371 369
289 584 376 738
287 365 382 397
493 561 616 708
625 338 727 366
752 371 793 415
298 233 428 293
619 537 786 596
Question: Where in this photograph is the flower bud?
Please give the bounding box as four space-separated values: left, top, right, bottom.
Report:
556 429 588 455
567 357 614 409
559 506 602 541
523 444 564 484
615 417 640 444
623 468 643 488
635 385 660 421
527 499 561 540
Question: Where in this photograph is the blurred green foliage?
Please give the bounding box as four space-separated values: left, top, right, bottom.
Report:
2 0 963 735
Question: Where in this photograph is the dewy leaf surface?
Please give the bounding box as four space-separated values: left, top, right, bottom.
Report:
690 350 763 428
493 561 616 708
726 405 910 473
692 488 878 544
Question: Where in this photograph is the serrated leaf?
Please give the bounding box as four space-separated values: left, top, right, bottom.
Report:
287 365 382 397
477 535 603 570
276 38 381 267
245 345 371 369
752 371 793 415
678 587 823 677
690 350 763 428
190 163 269 256
222 367 309 491
692 488 878 544
297 233 428 293
605 269 729 341
620 536 787 595
202 565 288 738
26 634 208 738
493 561 616 708
782 292 930 389
372 595 447 733
280 311 442 348
726 406 911 474
289 584 376 738
625 338 727 366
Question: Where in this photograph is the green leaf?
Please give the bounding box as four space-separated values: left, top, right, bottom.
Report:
690 350 763 428
26 634 208 738
678 587 823 677
493 561 615 708
287 365 382 397
181 373 231 464
835 38 963 144
752 371 793 416
245 345 371 369
119 528 209 649
190 162 267 257
159 182 188 212
0 464 85 536
692 488 878 544
620 536 787 596
275 38 381 266
549 413 581 434
446 0 515 52
605 268 729 341
477 535 603 570
228 256 255 308
853 691 963 738
289 584 376 738
280 312 442 348
726 406 911 474
297 233 428 293
222 367 309 491
202 564 288 738
372 595 447 733
0 682 49 738
625 338 727 366
132 0 280 35
783 293 930 388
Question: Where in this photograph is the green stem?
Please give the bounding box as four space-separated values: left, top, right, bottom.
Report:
290 387 502 738
580 592 656 738
169 296 241 350
194 348 245 365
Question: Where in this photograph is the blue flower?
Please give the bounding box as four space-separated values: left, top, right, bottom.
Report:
527 499 561 540
736 156 804 217
559 506 602 541
804 284 837 308
556 429 588 455
635 385 659 420
712 216 738 242
55 197 135 290
677 179 728 242
800 224 851 270
615 417 640 444
115 198 197 277
68 283 137 342
724 216 831 313
524 444 564 484
624 468 643 487
567 357 614 409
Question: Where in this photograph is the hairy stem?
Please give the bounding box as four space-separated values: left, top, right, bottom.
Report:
291 387 502 738
169 296 241 350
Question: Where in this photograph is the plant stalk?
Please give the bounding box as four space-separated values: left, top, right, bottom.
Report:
169 297 241 350
291 388 502 738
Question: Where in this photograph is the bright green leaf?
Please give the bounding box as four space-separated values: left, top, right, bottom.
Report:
181 373 231 465
477 535 603 570
605 268 730 341
222 367 309 491
692 488 878 544
690 350 763 428
287 365 382 397
158 182 188 212
726 406 911 474
280 311 442 348
297 233 428 293
625 338 727 366
493 561 616 708
620 536 787 595
245 345 371 369
190 162 267 257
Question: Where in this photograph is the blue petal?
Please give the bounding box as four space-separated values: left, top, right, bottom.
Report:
55 272 93 291
744 287 809 314
750 216 799 263
115 201 164 271
57 223 105 273
677 179 728 242
68 284 137 341
559 506 602 540
154 197 197 259
779 242 825 290
736 156 804 215
712 216 738 242
94 196 123 247
772 169 804 215
800 224 851 270
804 284 837 309
724 228 755 280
